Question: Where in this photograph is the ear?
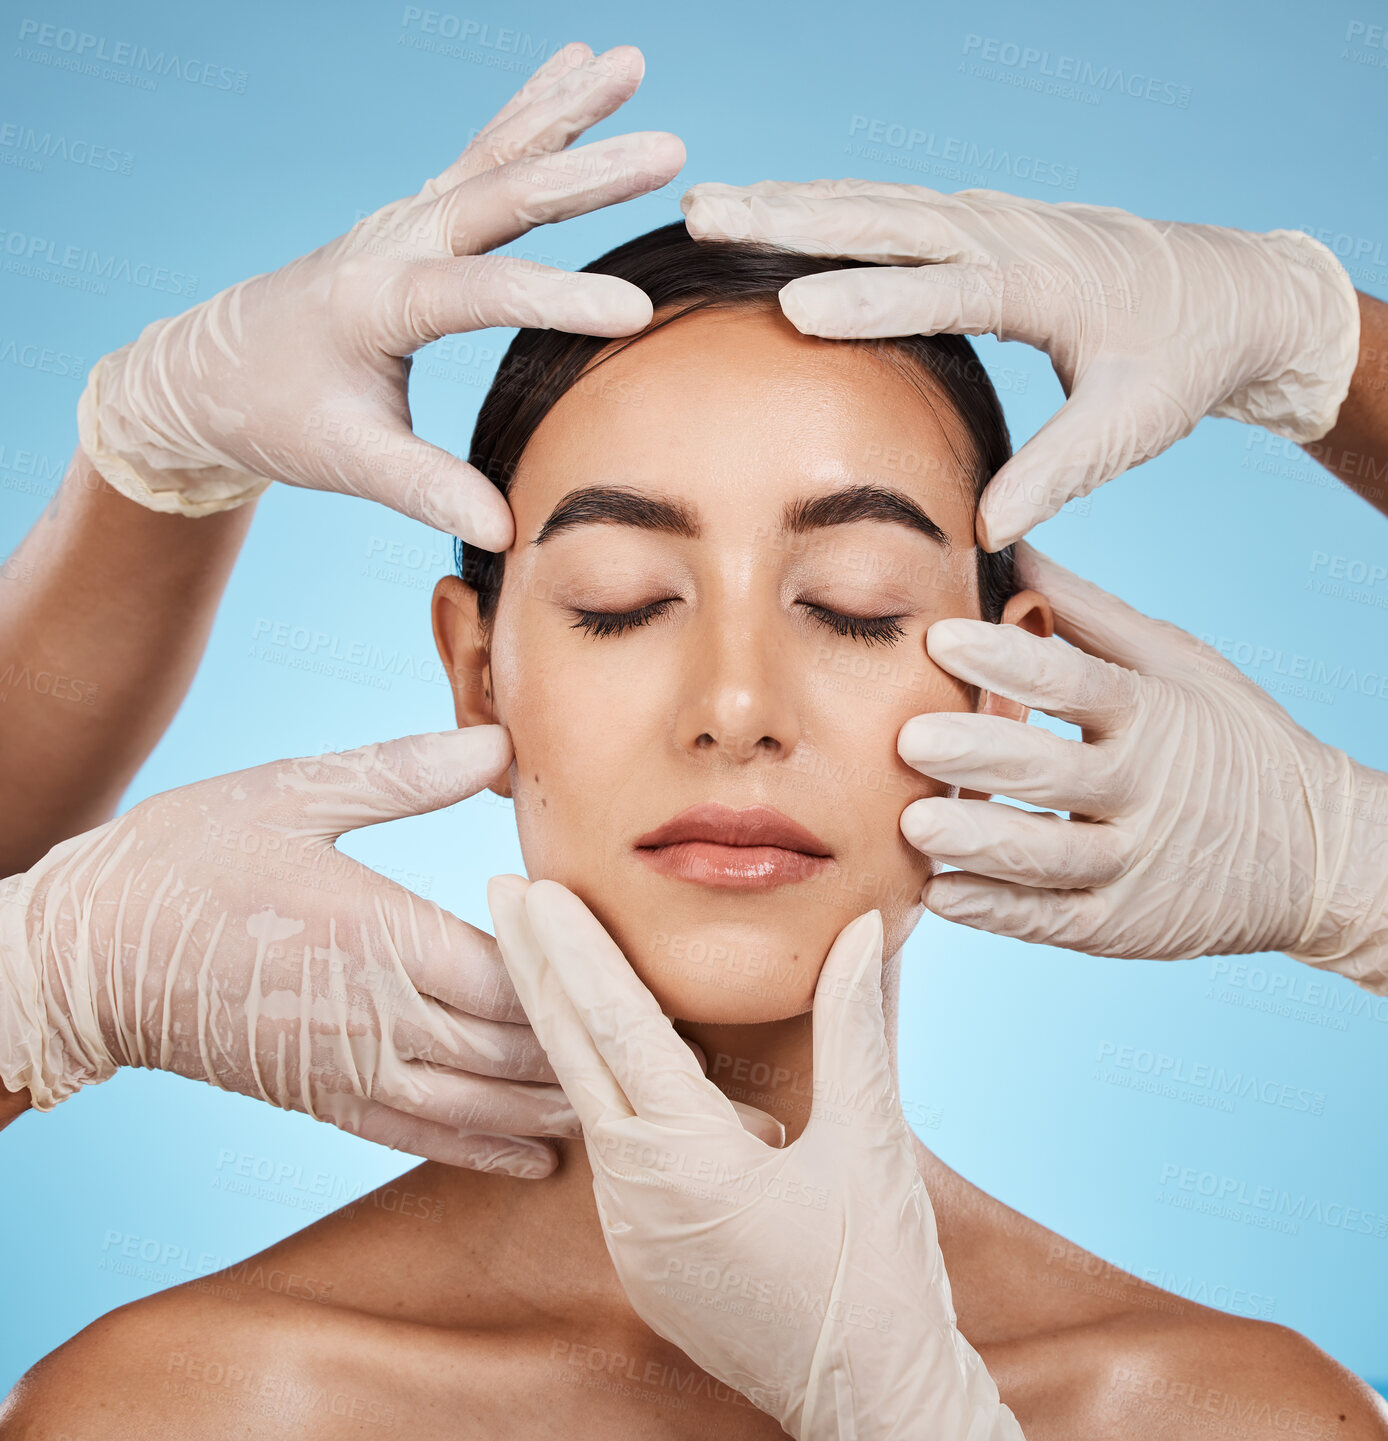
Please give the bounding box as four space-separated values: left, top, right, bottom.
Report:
432 575 512 799
957 587 1054 803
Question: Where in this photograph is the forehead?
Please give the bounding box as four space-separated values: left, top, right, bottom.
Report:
506 307 978 540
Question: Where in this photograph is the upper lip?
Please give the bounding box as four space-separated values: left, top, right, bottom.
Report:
635 803 832 856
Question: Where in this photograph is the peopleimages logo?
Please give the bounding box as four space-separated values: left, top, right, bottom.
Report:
960 34 1192 107
0 228 196 297
1199 632 1388 703
15 18 249 92
845 117 1078 190
1095 1042 1327 1116
0 122 135 175
1157 1164 1388 1238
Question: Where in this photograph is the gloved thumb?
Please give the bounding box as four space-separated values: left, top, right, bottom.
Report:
808 910 895 1134
336 428 516 552
285 726 513 839
978 379 1201 550
975 393 1128 550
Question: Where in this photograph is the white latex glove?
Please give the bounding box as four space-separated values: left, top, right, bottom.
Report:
681 180 1360 549
78 43 684 547
896 544 1388 987
488 875 1024 1441
0 728 579 1177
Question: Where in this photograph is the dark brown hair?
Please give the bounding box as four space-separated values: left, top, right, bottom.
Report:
456 221 1016 621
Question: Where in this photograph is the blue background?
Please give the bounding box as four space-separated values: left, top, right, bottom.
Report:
2 0 1385 1399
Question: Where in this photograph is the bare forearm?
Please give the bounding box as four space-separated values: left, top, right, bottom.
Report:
0 1085 30 1131
0 447 254 876
1302 291 1388 516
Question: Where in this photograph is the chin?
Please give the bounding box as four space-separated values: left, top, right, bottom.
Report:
592 898 921 1025
516 820 926 1022
626 918 822 1024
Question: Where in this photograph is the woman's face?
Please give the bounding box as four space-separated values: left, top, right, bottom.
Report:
435 306 1047 1023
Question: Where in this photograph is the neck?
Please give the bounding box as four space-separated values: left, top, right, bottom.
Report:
531 947 907 1325
672 945 903 1144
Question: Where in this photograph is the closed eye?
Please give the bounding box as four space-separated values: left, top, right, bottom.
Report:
799 602 906 647
568 597 680 638
567 598 907 646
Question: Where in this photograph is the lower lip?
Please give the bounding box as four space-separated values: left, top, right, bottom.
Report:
636 841 833 891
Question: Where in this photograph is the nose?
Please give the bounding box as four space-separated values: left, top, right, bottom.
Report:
676 614 802 765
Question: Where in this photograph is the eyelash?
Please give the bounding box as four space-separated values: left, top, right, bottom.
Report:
568 599 906 646
801 604 906 647
569 598 678 638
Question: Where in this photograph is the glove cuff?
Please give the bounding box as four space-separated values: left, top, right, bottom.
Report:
78 346 271 517
1210 229 1360 444
1286 755 1388 993
0 863 115 1109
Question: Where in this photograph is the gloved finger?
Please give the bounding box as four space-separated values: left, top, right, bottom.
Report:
399 920 531 1027
975 390 1194 551
926 619 1138 733
685 177 907 205
426 42 594 191
682 184 986 262
283 726 513 838
321 430 514 548
400 1060 581 1139
730 1099 786 1147
436 130 685 257
1015 542 1215 676
437 45 647 190
778 263 1004 340
467 43 592 139
487 874 632 1132
522 879 745 1135
377 255 655 353
808 910 896 1136
325 1095 559 1177
900 798 1127 888
897 711 1107 814
922 872 1115 953
394 1004 558 1084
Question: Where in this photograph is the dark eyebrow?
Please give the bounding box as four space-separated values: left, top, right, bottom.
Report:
533 486 701 545
532 483 947 549
782 485 949 547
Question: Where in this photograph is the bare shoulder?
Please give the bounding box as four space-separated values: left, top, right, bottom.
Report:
0 1161 490 1440
1028 1310 1388 1440
915 1140 1388 1439
0 1278 420 1440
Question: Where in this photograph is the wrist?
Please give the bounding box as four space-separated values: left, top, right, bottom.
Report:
1287 757 1388 991
0 1081 33 1130
0 840 119 1109
78 337 271 517
1209 228 1360 443
793 1333 1022 1441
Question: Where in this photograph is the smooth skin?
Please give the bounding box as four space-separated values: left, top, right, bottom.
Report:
6 308 1383 1439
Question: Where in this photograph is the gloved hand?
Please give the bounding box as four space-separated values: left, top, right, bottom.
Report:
0 727 579 1177
682 180 1360 549
78 42 684 548
488 875 1024 1441
896 545 1388 988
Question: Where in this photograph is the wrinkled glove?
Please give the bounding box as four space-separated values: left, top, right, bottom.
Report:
489 875 1024 1440
682 179 1359 549
897 544 1388 987
0 727 579 1176
79 43 684 547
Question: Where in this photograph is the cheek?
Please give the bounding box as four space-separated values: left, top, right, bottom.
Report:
804 633 977 947
489 612 660 885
